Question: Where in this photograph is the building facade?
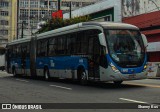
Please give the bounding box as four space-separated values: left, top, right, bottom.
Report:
0 0 17 44
63 0 122 22
17 0 100 39
0 0 11 46
122 0 160 17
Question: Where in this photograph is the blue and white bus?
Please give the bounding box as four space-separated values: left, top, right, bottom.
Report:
6 22 148 84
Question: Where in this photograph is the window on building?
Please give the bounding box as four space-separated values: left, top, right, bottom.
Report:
0 20 9 25
0 1 9 7
0 11 9 16
0 30 8 35
104 15 112 21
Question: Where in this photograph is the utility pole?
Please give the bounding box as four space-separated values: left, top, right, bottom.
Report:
17 0 19 39
69 1 72 19
58 0 61 10
21 21 24 38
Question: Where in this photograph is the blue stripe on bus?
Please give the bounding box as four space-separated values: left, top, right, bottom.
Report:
11 56 89 71
106 54 147 74
36 56 88 70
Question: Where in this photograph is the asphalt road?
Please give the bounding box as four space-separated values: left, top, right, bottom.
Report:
0 71 160 112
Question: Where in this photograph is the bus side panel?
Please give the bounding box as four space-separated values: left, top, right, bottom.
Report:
36 56 88 79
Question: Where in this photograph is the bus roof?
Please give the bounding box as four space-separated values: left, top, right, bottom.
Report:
7 22 139 45
37 22 139 40
7 37 31 46
82 22 139 30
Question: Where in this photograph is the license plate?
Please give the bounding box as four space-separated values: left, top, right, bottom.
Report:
129 74 136 78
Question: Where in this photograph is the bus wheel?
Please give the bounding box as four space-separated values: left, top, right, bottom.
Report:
44 69 50 81
79 70 87 85
114 81 123 85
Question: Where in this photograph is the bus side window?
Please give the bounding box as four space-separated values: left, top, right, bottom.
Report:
56 36 66 55
76 32 82 54
75 31 87 54
17 45 21 58
69 33 77 54
88 37 94 55
48 38 56 56
37 39 48 57
66 34 71 55
37 40 41 57
13 45 17 58
26 43 30 57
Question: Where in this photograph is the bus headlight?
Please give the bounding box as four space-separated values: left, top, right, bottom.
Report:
110 63 119 73
144 65 147 70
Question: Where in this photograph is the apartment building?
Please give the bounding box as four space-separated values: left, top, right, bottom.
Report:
0 0 101 41
0 0 10 46
17 0 100 39
0 0 17 44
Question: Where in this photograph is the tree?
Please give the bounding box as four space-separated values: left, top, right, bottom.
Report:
37 15 91 34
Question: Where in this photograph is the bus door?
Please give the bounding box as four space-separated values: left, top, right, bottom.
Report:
88 36 100 80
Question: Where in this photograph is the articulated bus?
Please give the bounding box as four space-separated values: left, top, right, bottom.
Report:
6 22 148 84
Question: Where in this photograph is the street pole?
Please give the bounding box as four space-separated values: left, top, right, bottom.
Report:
58 0 61 10
70 1 72 19
17 0 19 39
21 21 24 38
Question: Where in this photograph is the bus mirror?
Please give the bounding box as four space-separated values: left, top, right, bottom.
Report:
141 34 148 47
98 33 106 47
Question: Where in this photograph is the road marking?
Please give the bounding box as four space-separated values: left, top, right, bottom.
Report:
50 84 72 90
16 79 29 83
124 83 160 88
119 98 160 107
119 98 148 104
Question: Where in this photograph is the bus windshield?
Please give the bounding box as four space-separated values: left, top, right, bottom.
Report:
105 29 145 68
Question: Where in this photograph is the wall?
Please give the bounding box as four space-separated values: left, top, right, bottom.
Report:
63 0 122 22
122 0 160 17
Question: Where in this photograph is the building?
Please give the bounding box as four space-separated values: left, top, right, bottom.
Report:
0 0 11 46
59 0 100 13
0 0 17 44
17 0 100 39
122 0 160 18
63 0 122 22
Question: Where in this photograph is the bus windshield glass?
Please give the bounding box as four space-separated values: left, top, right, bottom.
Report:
105 29 145 68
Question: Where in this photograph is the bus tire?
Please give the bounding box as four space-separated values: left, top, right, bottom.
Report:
44 68 50 81
114 81 123 85
78 69 87 85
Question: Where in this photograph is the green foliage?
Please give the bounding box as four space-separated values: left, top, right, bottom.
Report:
37 15 91 34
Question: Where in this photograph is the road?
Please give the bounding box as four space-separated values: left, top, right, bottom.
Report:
0 71 160 112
